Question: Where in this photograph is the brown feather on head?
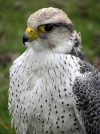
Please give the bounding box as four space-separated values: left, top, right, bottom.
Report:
70 31 86 60
27 7 73 29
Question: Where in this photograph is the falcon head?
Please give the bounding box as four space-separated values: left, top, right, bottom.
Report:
23 7 84 59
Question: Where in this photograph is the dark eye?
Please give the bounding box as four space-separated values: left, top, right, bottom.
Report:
45 24 54 31
39 24 55 33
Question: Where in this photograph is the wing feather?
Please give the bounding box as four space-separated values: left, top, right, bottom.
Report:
73 61 100 134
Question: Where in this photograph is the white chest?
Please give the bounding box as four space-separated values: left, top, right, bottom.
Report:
9 49 81 134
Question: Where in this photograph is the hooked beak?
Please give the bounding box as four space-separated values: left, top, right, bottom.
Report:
23 27 40 45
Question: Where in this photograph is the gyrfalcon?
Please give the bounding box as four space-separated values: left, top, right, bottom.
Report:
8 7 100 134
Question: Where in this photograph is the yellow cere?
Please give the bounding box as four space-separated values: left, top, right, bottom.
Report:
26 27 40 39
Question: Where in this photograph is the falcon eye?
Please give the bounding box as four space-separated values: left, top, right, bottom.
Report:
39 24 55 33
45 24 54 32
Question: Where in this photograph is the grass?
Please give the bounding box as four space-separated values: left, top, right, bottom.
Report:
0 63 15 134
0 0 100 133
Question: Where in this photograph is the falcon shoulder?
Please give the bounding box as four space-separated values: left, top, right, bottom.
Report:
73 60 100 134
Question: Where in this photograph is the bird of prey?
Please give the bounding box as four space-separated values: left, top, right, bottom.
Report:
8 7 100 134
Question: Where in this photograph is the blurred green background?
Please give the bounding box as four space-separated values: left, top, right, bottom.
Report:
0 0 100 134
